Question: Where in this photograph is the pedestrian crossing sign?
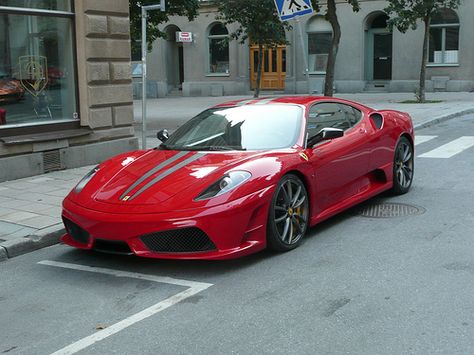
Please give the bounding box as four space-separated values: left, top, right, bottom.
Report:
274 0 314 21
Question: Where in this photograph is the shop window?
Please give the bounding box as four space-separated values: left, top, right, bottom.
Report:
208 23 229 74
307 16 332 73
429 9 459 64
0 2 77 127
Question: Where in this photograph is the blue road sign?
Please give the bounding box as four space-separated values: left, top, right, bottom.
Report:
274 0 313 21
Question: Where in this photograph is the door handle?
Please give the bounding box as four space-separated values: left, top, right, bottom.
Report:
359 128 367 134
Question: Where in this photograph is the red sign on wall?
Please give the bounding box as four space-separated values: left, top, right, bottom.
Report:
176 32 193 43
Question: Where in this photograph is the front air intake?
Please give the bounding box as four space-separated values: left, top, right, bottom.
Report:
140 227 216 253
62 217 89 245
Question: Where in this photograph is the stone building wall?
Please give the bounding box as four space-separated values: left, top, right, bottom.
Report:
0 0 138 182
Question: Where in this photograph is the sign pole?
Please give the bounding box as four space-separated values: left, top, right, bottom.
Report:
273 0 314 95
295 17 311 94
141 3 165 150
141 6 147 150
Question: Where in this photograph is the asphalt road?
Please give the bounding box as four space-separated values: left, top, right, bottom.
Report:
1 114 474 355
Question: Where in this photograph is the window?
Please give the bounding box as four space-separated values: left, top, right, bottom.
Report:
308 102 361 137
164 105 303 151
208 23 229 74
429 9 459 65
307 16 332 73
0 2 77 127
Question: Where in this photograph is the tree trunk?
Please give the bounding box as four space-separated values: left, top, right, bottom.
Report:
254 43 264 98
324 0 341 97
419 16 430 103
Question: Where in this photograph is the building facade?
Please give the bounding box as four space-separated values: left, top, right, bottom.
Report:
142 0 474 97
0 0 137 182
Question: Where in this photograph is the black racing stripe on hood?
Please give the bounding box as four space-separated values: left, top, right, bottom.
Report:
128 152 207 201
119 151 189 201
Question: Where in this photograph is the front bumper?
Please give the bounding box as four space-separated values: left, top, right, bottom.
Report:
61 186 274 260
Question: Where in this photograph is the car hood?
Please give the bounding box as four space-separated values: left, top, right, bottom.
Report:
89 149 267 207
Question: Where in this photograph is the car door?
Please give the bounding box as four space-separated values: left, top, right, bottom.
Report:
305 102 371 215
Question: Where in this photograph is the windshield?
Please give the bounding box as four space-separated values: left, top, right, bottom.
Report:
161 104 303 151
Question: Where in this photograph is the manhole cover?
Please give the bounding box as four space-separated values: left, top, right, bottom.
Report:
354 202 426 218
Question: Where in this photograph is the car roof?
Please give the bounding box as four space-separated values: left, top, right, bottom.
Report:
213 96 371 110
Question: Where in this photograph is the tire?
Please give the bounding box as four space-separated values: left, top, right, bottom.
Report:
267 174 309 252
391 136 414 195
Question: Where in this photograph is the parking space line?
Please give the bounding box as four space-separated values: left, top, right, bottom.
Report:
38 260 213 355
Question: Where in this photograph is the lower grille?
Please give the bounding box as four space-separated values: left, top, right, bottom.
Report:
93 239 133 255
140 227 216 253
63 217 89 244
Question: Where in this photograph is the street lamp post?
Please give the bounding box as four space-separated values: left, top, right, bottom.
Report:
141 2 166 150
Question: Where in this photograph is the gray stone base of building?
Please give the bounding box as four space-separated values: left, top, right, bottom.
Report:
0 137 138 182
133 80 169 99
133 80 250 98
287 79 474 95
182 81 249 97
388 80 474 93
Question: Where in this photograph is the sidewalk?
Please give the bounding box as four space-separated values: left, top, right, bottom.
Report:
1 92 473 261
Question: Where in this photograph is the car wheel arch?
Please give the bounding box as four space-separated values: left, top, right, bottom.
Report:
281 169 312 218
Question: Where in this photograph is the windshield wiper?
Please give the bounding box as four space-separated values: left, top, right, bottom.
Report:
182 146 246 151
205 146 246 151
157 143 172 150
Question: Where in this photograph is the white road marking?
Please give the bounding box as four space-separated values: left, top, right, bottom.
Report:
418 136 474 158
39 260 213 355
415 135 437 146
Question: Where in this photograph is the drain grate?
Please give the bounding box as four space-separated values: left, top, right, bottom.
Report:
354 202 426 218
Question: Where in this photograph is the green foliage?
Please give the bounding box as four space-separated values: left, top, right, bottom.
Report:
129 0 199 56
215 0 291 47
414 86 422 102
385 0 460 32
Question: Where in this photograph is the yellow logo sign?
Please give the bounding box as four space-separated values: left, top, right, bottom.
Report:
122 196 131 201
18 55 49 97
299 152 309 161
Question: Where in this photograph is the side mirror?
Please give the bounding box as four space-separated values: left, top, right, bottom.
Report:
157 129 169 142
307 127 344 147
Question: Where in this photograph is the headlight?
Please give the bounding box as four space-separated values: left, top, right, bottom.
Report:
195 171 251 201
74 166 100 194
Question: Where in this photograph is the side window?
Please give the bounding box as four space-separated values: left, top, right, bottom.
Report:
338 103 362 127
308 103 350 137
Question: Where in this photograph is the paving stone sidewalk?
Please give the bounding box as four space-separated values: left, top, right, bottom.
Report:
1 92 473 261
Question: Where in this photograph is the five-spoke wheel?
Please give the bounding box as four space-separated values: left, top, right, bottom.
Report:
267 174 309 251
391 136 414 195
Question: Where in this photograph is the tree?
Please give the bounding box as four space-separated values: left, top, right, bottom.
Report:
215 0 291 98
385 0 460 103
129 0 199 58
320 0 360 96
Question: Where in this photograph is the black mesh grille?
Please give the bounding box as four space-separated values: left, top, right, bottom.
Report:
63 217 89 245
93 239 133 255
140 227 216 253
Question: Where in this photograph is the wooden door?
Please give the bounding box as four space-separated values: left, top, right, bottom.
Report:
250 45 286 90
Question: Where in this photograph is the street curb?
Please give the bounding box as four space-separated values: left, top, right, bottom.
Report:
414 108 474 130
0 224 64 261
0 246 7 262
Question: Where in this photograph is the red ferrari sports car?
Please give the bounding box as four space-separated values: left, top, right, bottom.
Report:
61 96 414 260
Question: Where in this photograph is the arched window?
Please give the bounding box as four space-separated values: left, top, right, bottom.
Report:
429 9 459 64
208 23 229 74
307 16 332 73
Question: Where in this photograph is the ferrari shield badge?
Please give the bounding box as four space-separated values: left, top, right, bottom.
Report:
18 55 49 97
299 152 309 161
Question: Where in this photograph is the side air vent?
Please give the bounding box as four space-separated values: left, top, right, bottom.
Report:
43 149 63 173
370 113 384 130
